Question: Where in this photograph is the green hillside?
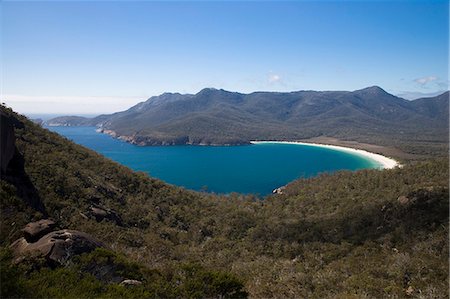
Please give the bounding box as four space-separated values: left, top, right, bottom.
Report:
1 105 448 298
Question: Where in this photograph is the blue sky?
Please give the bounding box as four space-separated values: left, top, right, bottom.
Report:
2 1 448 114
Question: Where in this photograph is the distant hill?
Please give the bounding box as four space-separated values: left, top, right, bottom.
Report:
45 115 92 127
45 87 449 155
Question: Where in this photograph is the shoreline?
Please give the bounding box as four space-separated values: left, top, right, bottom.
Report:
250 140 400 169
69 127 399 169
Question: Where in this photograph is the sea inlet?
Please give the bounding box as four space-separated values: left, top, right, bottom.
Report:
48 126 381 196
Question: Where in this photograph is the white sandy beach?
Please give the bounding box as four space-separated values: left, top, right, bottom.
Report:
250 141 400 169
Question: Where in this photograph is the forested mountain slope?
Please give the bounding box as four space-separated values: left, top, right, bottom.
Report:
46 87 449 157
2 106 449 298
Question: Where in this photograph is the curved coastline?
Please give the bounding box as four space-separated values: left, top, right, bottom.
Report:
250 141 400 169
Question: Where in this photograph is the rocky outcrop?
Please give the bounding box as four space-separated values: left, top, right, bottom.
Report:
11 229 104 266
397 195 410 205
272 186 285 194
88 205 123 226
120 279 143 287
22 219 56 242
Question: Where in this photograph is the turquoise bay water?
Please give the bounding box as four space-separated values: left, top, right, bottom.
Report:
47 126 380 195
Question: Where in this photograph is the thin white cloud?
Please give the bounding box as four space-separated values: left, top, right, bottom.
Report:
268 73 281 84
414 76 438 85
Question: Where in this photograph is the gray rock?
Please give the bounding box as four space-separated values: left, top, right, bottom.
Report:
89 206 123 226
22 219 56 242
120 279 143 287
10 229 104 265
91 207 108 218
397 195 410 205
272 186 285 194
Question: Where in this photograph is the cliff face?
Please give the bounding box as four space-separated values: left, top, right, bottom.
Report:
0 109 46 214
1 110 21 174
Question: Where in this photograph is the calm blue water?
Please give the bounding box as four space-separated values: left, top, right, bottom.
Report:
47 126 380 195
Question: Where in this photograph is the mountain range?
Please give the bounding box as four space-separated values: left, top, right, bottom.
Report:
45 86 449 155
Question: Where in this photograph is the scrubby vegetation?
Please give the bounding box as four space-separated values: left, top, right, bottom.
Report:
0 247 247 299
1 105 448 298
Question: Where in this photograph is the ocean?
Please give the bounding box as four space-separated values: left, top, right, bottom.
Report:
47 126 380 195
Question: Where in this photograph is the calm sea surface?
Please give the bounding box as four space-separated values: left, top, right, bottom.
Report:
47 126 380 195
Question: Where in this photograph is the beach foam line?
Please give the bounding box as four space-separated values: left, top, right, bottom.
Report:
250 141 400 169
